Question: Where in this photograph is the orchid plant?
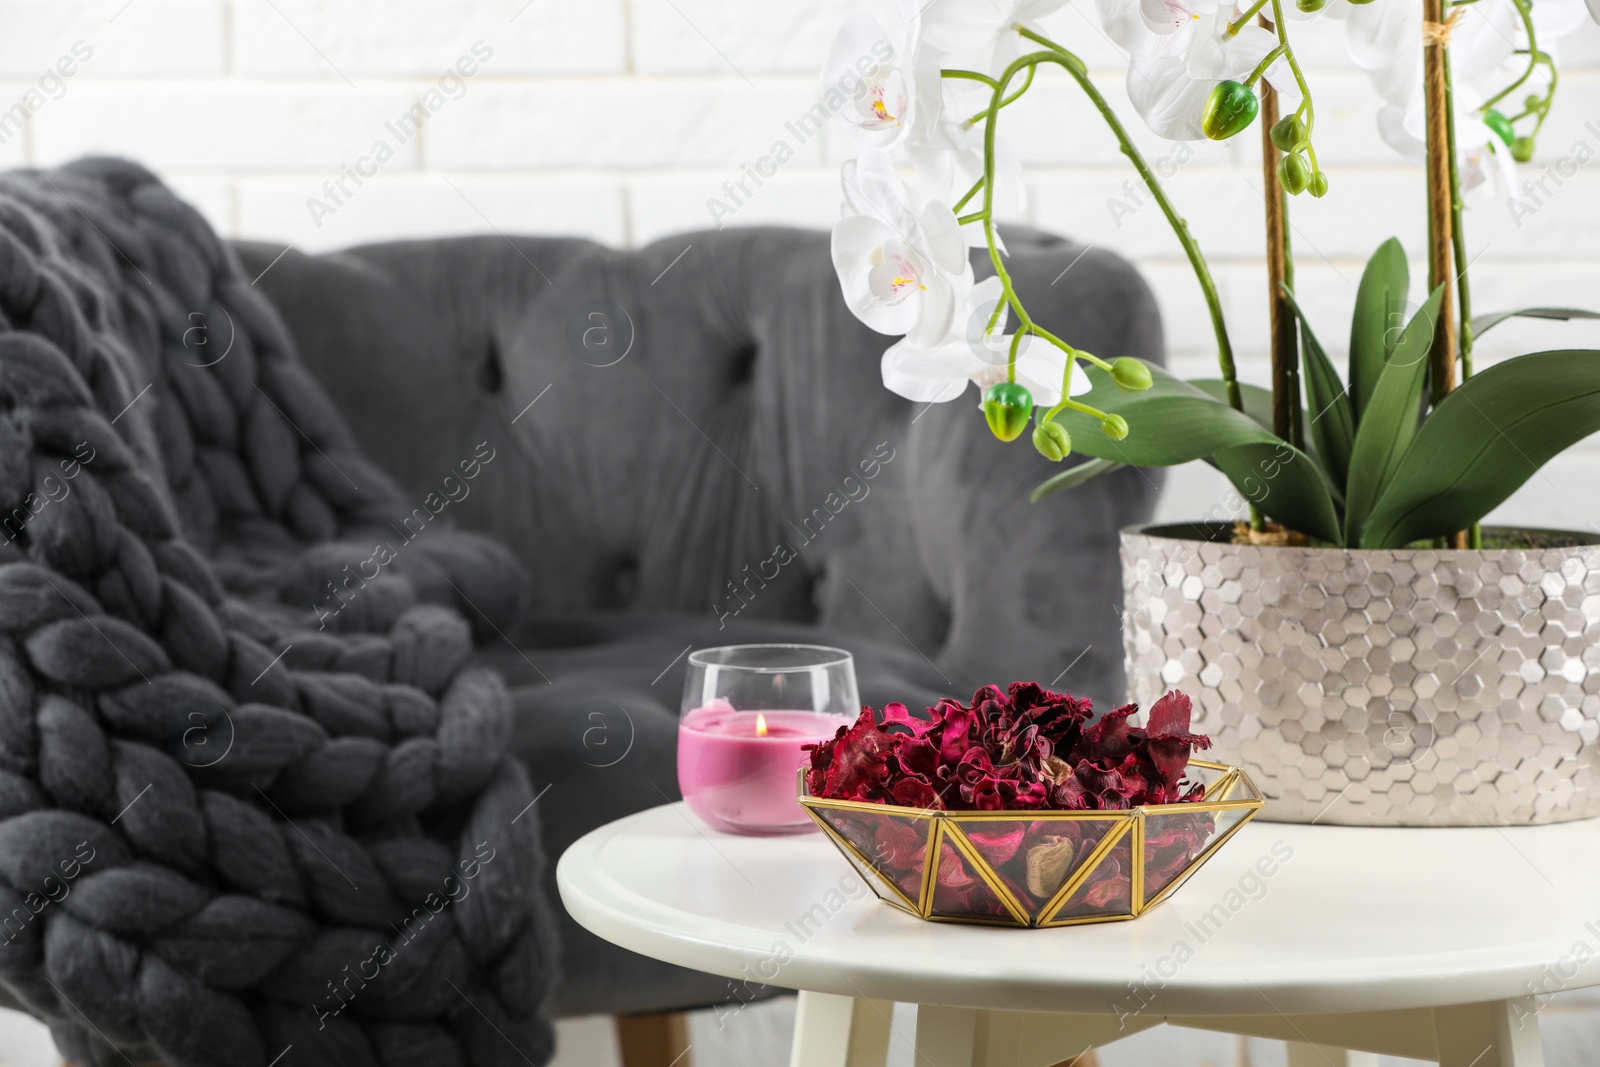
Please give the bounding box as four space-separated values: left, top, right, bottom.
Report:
827 0 1600 549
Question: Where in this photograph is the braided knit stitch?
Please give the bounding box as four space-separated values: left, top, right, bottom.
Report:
0 158 556 1067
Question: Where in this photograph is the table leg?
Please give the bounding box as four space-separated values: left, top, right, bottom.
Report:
1285 1043 1377 1067
913 1007 1120 1067
790 991 893 1067
912 1006 980 1067
1432 999 1544 1067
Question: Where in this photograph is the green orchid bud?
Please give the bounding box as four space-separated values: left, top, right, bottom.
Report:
1110 356 1153 392
1511 136 1535 163
1101 413 1130 441
1296 0 1326 11
1525 94 1542 111
1278 151 1312 195
1032 420 1072 462
1483 109 1515 147
1269 114 1308 153
1309 171 1329 198
982 381 1033 442
1201 80 1259 141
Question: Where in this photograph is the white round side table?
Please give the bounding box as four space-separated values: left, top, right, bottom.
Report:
558 802 1600 1066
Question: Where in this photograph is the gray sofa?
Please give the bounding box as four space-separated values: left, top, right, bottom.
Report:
235 225 1166 1021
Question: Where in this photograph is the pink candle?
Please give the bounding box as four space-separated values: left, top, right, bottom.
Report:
678 701 852 834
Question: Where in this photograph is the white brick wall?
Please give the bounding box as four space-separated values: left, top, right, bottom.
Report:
0 0 1592 525
11 0 1600 371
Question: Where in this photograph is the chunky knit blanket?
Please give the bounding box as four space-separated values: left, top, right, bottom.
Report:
0 158 555 1066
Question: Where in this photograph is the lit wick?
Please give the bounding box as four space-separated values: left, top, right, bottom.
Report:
756 713 768 737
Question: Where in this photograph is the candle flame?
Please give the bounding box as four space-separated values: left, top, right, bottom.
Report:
756 713 768 737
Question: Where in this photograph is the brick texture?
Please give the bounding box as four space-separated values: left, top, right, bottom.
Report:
3 0 1595 528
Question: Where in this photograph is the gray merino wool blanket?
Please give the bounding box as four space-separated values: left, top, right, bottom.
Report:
0 158 556 1066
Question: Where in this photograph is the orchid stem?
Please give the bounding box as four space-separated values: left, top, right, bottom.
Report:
1245 44 1286 89
1266 0 1315 143
1443 43 1483 551
1033 325 1113 373
1014 26 1243 413
1482 0 1539 112
942 68 999 90
1228 0 1272 36
952 177 986 214
965 63 1036 124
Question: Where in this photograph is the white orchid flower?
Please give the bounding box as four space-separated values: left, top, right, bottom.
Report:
1347 0 1518 108
1137 0 1223 35
1373 84 1516 198
1100 0 1284 141
906 102 1026 248
880 278 1092 404
823 2 944 151
1347 0 1580 190
921 0 1071 78
833 149 975 346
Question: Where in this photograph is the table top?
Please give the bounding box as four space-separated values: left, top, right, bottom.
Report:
557 802 1600 1017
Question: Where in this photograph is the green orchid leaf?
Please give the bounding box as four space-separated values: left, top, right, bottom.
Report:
1281 286 1354 490
1051 365 1344 544
1209 442 1343 545
1342 285 1444 547
1050 364 1279 465
1192 380 1274 431
1472 307 1600 337
1361 349 1600 549
1349 237 1409 422
1029 458 1126 502
1191 377 1339 504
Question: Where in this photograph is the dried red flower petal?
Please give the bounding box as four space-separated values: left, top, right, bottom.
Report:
1144 690 1213 786
1084 702 1140 763
874 818 927 870
806 683 1211 815
822 709 896 801
891 777 940 810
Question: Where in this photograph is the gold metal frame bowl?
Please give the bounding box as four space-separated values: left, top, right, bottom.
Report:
798 760 1265 927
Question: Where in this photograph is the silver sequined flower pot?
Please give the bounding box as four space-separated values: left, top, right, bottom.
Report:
1120 523 1600 827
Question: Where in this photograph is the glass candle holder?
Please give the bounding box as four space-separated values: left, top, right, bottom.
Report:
678 644 859 835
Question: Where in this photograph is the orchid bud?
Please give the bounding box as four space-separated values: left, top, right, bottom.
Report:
1484 109 1515 147
1269 115 1307 153
1309 171 1329 198
1511 136 1535 163
1032 420 1072 462
1201 80 1259 141
1101 414 1130 441
1110 356 1153 392
981 381 1033 442
1296 0 1326 11
1278 152 1312 195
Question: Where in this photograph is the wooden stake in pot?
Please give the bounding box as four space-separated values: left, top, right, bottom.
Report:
1257 41 1300 449
1422 0 1467 548
1422 0 1458 402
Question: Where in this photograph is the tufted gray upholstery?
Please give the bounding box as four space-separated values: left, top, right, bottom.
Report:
237 225 1167 1018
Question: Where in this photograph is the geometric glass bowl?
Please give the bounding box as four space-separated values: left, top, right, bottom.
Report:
799 760 1265 927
